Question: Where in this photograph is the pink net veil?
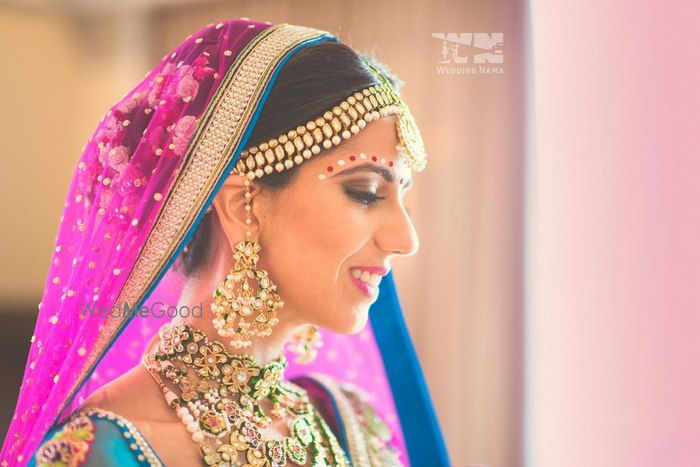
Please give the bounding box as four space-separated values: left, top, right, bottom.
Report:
1 18 448 467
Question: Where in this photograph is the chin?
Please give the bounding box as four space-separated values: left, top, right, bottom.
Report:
325 306 370 335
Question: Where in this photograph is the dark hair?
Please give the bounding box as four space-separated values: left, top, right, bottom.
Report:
177 42 401 277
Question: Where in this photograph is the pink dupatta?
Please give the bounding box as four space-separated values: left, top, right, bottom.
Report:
1 19 413 466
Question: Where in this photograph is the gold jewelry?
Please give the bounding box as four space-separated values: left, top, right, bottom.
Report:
142 323 350 466
230 66 427 181
210 174 283 348
364 60 427 171
287 325 323 364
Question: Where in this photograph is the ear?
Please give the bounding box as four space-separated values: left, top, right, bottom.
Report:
210 174 263 249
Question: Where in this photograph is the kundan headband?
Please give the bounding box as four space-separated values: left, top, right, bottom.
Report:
230 59 427 180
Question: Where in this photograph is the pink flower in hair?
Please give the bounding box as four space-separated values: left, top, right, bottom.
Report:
162 61 177 76
171 115 199 156
116 97 138 115
192 55 216 81
176 74 199 103
147 62 177 108
95 114 122 143
147 89 159 108
174 115 198 137
108 145 130 175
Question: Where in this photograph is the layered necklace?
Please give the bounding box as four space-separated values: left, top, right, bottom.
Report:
141 323 350 467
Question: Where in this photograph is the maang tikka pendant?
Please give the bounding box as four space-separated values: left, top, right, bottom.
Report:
211 239 284 347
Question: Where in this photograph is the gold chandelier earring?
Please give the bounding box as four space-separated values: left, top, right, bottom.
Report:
210 173 284 348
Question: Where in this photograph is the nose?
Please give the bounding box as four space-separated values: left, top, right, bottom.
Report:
375 198 420 257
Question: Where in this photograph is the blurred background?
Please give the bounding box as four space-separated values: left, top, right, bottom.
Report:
0 1 526 465
1 1 698 467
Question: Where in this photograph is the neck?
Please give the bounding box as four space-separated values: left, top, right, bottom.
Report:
175 259 304 366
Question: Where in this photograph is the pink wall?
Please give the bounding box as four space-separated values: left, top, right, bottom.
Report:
526 1 700 466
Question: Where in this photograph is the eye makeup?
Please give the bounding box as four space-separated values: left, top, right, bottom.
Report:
321 153 414 211
344 187 385 208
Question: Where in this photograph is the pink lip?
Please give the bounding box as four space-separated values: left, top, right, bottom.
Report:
350 274 378 298
348 266 389 298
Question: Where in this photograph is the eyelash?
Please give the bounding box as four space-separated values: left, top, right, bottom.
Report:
344 189 413 219
345 189 385 207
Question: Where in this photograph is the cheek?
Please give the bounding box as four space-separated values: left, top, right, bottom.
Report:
302 191 372 264
283 194 363 275
259 191 370 313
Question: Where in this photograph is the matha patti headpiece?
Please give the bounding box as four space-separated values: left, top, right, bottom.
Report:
230 59 427 180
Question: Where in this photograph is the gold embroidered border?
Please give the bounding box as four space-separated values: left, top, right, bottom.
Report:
309 373 402 466
59 23 335 421
80 408 163 466
310 373 371 466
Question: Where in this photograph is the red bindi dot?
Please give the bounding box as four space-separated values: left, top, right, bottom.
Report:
326 166 333 172
349 155 356 161
388 160 394 167
371 156 377 162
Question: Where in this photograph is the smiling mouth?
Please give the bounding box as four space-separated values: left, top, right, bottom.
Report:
348 269 382 298
350 275 377 297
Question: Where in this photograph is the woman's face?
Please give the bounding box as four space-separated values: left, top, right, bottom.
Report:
254 115 419 334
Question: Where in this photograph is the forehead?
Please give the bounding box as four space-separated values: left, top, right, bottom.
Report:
305 115 414 180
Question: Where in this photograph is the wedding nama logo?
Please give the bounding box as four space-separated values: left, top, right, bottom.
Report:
432 32 504 75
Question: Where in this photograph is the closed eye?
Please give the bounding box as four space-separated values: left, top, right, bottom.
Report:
345 188 385 207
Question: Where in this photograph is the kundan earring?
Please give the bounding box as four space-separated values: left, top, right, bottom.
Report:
210 173 284 348
287 324 324 364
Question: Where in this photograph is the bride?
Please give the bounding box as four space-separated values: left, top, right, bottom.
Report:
1 18 449 466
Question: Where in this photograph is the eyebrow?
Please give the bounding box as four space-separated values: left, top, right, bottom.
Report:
331 162 413 190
